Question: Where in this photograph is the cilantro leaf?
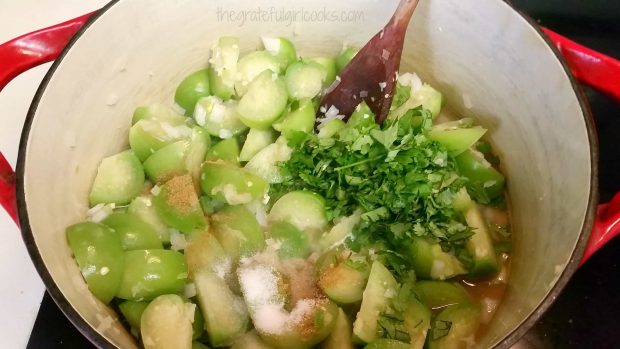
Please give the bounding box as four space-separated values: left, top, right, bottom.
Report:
370 124 399 150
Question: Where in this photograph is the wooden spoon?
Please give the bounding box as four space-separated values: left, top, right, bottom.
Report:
318 0 420 124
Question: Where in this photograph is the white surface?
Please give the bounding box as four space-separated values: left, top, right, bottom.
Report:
0 1 108 347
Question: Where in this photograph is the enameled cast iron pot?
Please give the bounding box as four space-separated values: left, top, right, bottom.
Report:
1 0 620 348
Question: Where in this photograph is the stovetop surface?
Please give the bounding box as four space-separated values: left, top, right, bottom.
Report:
25 1 620 348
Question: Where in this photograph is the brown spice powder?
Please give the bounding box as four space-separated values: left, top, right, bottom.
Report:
293 298 329 339
163 175 198 215
281 260 320 306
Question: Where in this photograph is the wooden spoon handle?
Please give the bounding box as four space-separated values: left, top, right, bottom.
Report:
393 0 420 27
317 0 420 124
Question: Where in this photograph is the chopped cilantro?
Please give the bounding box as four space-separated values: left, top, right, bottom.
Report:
494 241 512 254
378 313 410 342
431 319 453 340
271 106 474 277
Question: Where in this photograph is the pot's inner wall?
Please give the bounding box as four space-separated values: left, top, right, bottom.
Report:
400 1 591 347
21 0 591 347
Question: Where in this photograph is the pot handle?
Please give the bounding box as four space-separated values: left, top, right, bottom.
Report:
0 13 95 225
542 27 620 102
0 153 17 226
0 12 95 92
581 193 620 264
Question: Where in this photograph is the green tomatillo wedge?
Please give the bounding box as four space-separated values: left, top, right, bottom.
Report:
194 96 248 139
427 303 481 349
272 99 316 141
200 161 268 205
140 294 194 349
239 128 277 162
205 137 240 165
235 50 282 97
211 205 265 261
119 300 150 330
129 118 193 162
244 137 293 184
209 36 240 100
128 195 170 244
268 221 310 260
317 249 370 305
116 249 188 301
262 36 298 70
285 61 327 100
102 212 163 250
353 261 399 344
143 140 190 184
175 68 211 116
336 47 358 73
132 104 186 125
305 57 337 87
89 150 145 206
194 269 250 346
237 70 288 129
153 175 206 234
321 307 354 349
268 191 327 233
66 222 125 303
456 149 506 203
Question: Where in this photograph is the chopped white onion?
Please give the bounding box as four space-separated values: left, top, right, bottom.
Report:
262 37 281 54
169 229 187 251
183 283 197 299
172 103 186 115
87 203 115 223
150 185 161 196
316 105 345 131
105 94 119 107
245 201 268 228
161 123 192 140
381 49 390 60
398 72 423 93
219 129 233 139
325 105 340 119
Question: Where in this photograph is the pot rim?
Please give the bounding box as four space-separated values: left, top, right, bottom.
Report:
493 2 599 348
14 1 599 348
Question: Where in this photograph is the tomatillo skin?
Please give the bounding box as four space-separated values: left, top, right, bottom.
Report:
175 69 211 116
102 212 163 251
119 300 150 330
116 249 188 301
455 149 506 201
66 222 125 304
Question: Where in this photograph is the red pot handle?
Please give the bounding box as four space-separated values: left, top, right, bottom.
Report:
542 28 620 263
0 153 18 226
0 12 619 263
0 12 95 226
581 193 620 264
543 27 620 102
0 12 95 92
